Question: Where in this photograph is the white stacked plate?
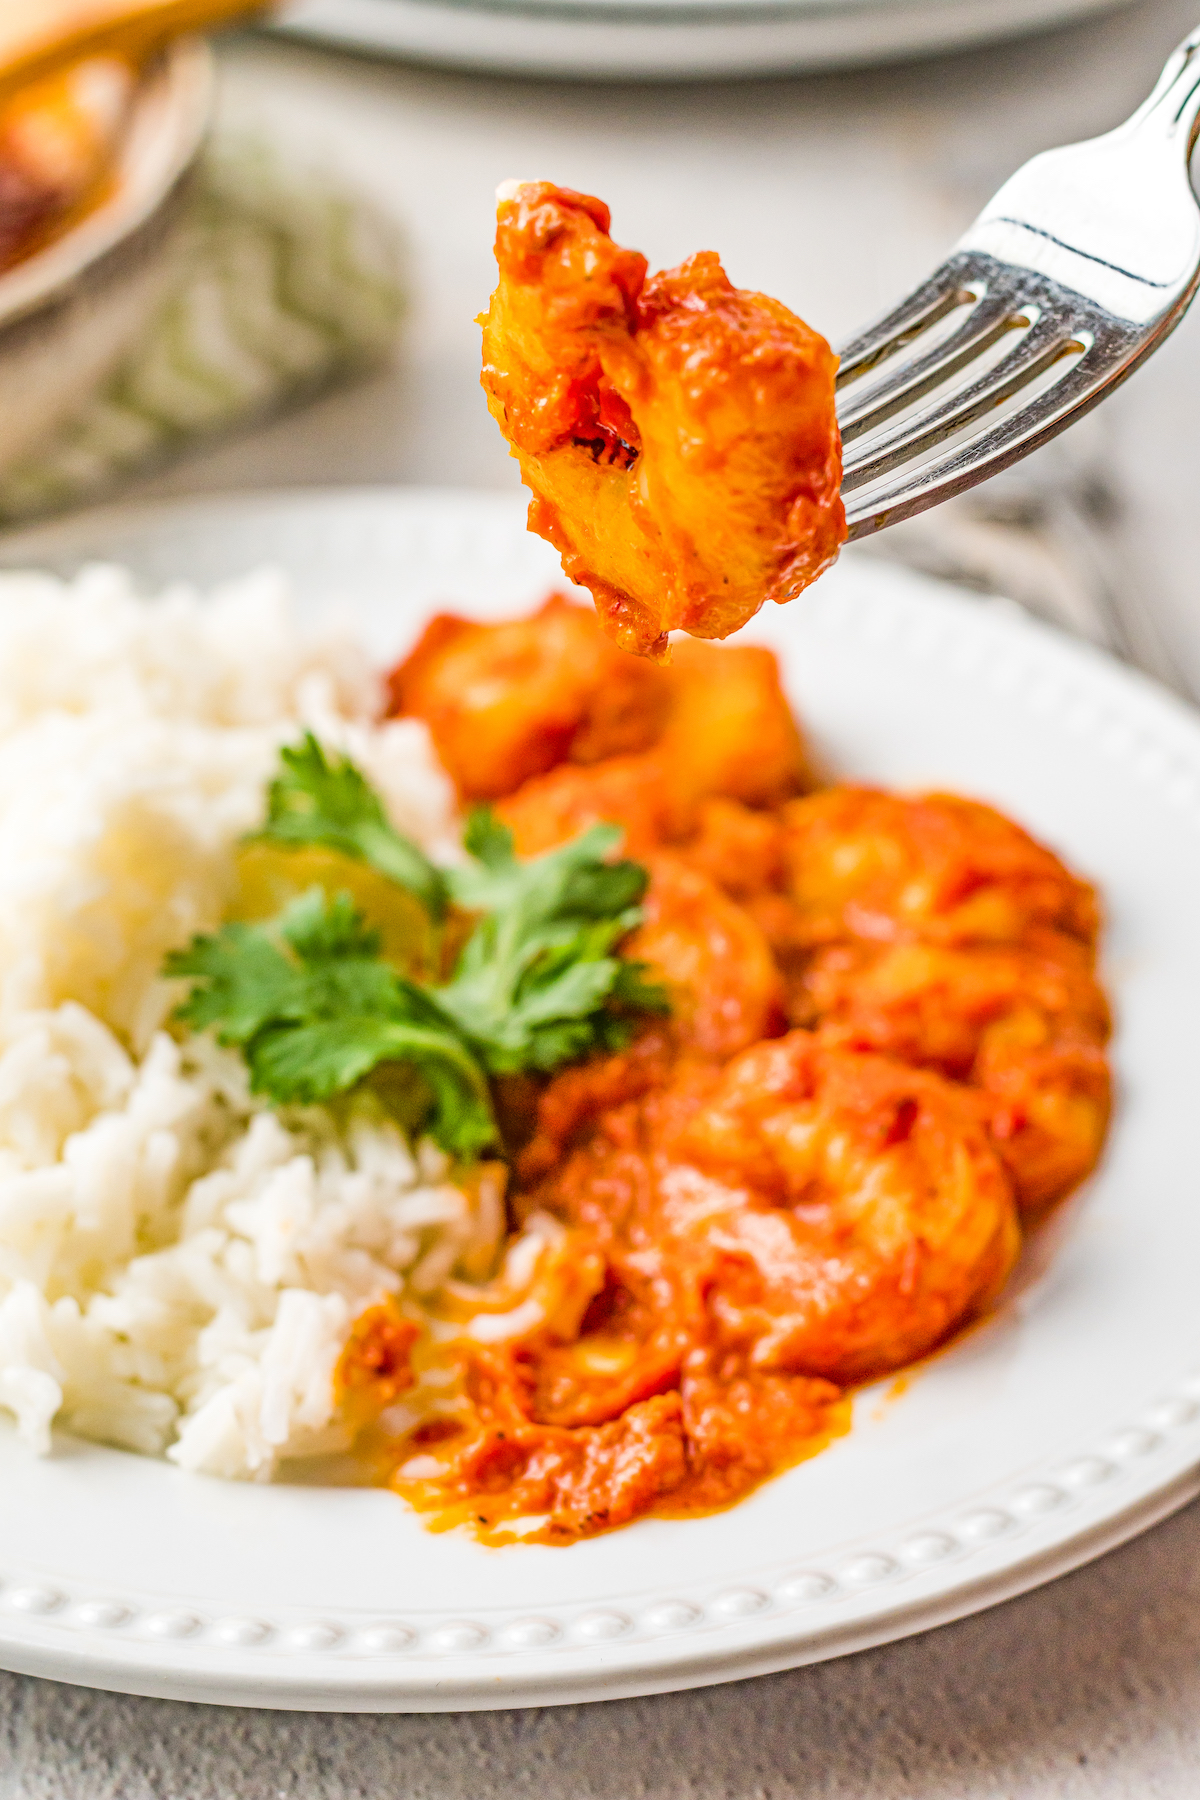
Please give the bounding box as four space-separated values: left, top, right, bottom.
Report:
271 0 1134 81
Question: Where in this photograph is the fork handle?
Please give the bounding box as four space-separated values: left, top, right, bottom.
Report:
0 0 269 106
1123 24 1200 159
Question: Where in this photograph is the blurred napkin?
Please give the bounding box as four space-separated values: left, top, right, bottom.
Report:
0 131 404 523
856 414 1191 702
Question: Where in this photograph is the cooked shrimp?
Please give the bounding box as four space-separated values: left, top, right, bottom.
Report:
665 1032 1022 1383
385 596 670 801
794 935 1109 1074
529 1030 1020 1393
367 607 1112 1542
480 181 845 659
799 939 1111 1215
498 750 685 858
677 795 790 901
779 788 1101 949
622 854 786 1060
391 1029 1016 1539
972 994 1112 1216
777 791 1109 1212
496 638 808 853
657 639 810 810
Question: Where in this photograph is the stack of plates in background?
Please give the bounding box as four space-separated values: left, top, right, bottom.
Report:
272 0 1135 82
0 42 211 486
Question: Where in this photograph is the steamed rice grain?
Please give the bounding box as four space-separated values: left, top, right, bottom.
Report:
0 564 493 1479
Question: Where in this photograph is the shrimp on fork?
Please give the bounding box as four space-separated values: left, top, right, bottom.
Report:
480 181 846 659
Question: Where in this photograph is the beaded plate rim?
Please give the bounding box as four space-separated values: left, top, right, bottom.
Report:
0 485 1196 1712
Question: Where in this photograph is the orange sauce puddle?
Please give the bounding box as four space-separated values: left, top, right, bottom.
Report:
338 1276 1041 1547
382 1390 855 1549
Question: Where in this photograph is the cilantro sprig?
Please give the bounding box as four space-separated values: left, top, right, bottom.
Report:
165 890 495 1159
165 737 669 1160
438 810 667 1073
253 732 447 919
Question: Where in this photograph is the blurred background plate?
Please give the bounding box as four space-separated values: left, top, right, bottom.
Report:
0 40 212 481
270 0 1137 80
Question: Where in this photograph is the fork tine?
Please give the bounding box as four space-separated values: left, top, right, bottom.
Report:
836 259 977 386
831 25 1200 583
839 289 1030 442
842 329 1132 535
842 306 1090 490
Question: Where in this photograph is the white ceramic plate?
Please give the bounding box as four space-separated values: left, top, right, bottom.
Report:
270 0 1134 81
0 485 1197 1714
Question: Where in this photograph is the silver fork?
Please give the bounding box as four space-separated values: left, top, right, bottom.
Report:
838 24 1200 544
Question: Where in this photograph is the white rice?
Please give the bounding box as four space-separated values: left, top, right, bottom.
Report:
0 563 498 1479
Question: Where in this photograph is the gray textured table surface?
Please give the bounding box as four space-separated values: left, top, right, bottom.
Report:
9 4 1200 1791
6 1499 1200 1796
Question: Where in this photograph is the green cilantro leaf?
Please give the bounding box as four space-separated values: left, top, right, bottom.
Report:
251 1018 496 1160
278 885 382 962
165 923 305 1045
167 752 671 1165
462 806 516 869
167 889 495 1159
437 809 669 1076
253 732 447 918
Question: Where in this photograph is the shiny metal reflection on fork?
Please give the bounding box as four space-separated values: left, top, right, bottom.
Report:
836 24 1200 547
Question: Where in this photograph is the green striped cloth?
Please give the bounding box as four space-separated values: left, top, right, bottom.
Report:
0 135 405 523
